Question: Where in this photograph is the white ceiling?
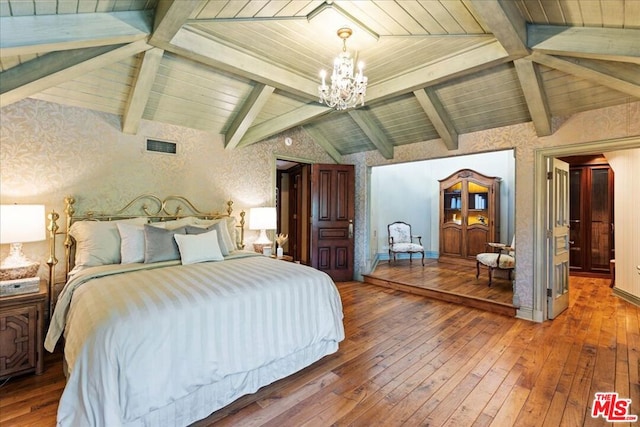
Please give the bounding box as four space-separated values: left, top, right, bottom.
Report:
1 0 638 162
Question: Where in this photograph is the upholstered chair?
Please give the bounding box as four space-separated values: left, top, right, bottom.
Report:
388 221 425 266
476 236 515 286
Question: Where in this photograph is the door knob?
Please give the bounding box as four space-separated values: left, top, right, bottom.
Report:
348 220 353 239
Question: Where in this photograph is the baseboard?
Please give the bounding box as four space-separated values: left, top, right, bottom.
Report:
377 251 438 261
516 306 543 322
612 287 640 307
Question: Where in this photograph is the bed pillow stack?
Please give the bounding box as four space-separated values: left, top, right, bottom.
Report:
69 216 239 274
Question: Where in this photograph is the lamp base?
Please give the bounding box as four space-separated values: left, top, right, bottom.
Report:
1 243 40 280
0 261 40 281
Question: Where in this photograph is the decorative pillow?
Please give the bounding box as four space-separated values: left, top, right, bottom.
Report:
192 217 236 252
174 229 224 265
70 217 148 271
224 217 237 250
186 223 230 256
143 225 187 263
117 222 145 264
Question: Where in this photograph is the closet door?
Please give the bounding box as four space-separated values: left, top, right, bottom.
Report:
569 168 584 271
568 164 614 275
589 167 614 272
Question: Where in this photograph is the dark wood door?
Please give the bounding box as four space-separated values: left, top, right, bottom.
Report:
311 164 355 281
568 163 614 275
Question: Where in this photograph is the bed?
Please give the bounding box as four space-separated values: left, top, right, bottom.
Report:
44 195 344 427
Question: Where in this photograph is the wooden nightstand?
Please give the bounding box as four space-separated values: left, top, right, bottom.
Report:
271 255 294 262
0 280 46 379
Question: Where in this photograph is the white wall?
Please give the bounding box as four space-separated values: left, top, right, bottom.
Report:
371 149 515 258
605 148 640 300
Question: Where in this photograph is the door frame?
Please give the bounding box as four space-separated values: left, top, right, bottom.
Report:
272 154 315 261
533 136 639 321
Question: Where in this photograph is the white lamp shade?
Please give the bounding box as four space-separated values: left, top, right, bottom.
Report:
249 207 277 231
0 204 46 244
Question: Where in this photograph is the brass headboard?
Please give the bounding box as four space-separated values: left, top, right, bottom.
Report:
47 195 246 309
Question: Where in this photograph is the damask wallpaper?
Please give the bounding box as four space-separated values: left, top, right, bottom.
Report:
0 98 335 283
1 98 639 321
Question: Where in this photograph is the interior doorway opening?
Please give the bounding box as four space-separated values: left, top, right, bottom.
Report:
276 158 311 265
558 154 614 278
534 137 638 321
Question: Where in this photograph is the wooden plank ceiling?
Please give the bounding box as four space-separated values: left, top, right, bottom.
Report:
1 0 638 162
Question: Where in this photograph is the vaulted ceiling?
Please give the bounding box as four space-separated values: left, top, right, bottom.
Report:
1 0 638 162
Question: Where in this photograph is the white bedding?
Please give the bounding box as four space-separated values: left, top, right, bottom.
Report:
45 252 344 427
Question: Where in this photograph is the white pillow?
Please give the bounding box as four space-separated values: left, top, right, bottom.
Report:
193 217 236 252
69 217 148 271
174 229 224 265
224 217 237 250
117 222 145 264
161 216 199 230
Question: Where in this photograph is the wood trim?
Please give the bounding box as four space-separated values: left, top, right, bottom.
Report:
0 11 152 57
513 58 552 136
413 88 459 150
363 274 517 317
122 47 164 134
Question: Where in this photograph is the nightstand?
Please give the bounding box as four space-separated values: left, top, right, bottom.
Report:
0 280 46 379
271 255 294 262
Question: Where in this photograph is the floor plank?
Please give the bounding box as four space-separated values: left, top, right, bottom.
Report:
0 275 637 427
364 258 517 316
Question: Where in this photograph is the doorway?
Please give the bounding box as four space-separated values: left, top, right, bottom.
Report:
276 159 311 264
559 154 615 277
533 137 638 321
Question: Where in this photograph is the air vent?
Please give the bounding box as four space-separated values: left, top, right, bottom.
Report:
146 139 177 154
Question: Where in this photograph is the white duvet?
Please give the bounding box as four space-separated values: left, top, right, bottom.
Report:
45 252 344 427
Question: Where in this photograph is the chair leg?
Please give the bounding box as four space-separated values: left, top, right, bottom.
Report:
488 267 493 287
388 250 391 264
409 253 412 263
476 261 480 279
421 251 424 266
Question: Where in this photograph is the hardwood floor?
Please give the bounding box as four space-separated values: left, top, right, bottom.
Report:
1 276 638 426
364 258 517 317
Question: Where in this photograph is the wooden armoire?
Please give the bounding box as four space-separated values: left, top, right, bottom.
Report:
439 169 501 261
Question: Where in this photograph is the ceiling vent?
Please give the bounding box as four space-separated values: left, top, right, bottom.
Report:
146 138 177 155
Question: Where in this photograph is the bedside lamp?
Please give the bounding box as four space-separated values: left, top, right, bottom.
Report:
249 207 277 254
0 204 46 281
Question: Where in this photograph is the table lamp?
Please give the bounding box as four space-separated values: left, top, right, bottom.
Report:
0 204 46 281
249 207 276 254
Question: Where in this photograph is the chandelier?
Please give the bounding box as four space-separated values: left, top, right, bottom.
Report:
318 27 368 110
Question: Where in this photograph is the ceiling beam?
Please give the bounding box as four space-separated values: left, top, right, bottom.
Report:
0 40 151 108
367 40 510 100
237 104 332 148
0 11 151 58
225 84 275 150
513 58 552 136
467 0 528 56
163 27 318 100
530 52 640 99
150 0 203 46
122 47 164 135
240 40 510 147
301 126 343 164
528 25 640 65
413 88 458 150
348 110 394 159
